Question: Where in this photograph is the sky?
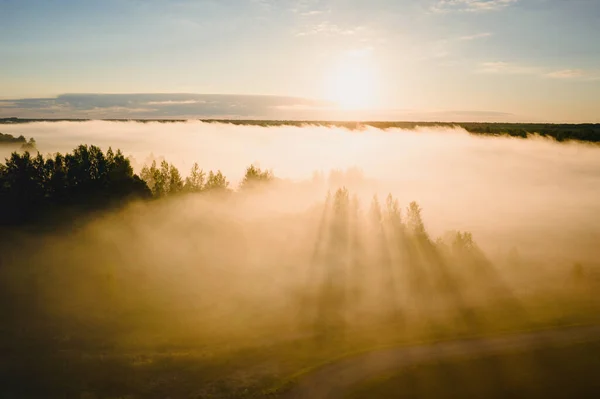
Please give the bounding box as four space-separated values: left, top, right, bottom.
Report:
0 0 599 122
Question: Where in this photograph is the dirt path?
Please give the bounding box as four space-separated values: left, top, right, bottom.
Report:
282 325 600 399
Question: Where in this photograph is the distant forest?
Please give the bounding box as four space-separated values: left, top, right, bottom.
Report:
0 131 37 150
1 117 600 143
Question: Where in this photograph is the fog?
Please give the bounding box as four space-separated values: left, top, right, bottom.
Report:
4 121 600 257
1 121 599 349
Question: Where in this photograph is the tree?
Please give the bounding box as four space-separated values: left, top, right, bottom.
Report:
47 153 67 201
140 160 180 197
333 187 350 215
369 195 382 226
168 164 183 195
204 170 229 192
140 160 159 196
239 164 273 190
184 163 205 193
20 137 36 151
385 193 402 228
452 231 474 255
406 201 427 238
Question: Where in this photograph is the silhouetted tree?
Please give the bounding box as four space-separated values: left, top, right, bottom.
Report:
0 132 29 145
0 145 150 225
239 164 273 190
20 138 36 151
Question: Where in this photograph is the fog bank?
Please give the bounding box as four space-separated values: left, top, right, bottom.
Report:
3 121 599 259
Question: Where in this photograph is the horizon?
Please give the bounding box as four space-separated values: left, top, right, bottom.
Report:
2 115 600 125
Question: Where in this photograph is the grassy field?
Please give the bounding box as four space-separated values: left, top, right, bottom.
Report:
347 339 600 399
1 296 598 399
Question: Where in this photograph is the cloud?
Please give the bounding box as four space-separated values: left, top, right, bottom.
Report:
0 93 529 122
424 32 492 61
0 94 335 120
300 10 324 16
146 100 206 105
294 22 362 37
478 62 600 81
544 69 600 80
432 0 519 13
477 61 540 75
458 32 492 40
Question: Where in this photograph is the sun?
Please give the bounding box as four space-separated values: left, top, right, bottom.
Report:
325 58 379 110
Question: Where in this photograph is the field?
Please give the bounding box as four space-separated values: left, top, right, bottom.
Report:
348 338 600 399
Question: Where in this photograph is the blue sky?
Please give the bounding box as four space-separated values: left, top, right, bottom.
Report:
1 0 599 121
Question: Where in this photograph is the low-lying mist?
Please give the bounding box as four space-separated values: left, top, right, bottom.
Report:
4 121 600 256
1 120 599 350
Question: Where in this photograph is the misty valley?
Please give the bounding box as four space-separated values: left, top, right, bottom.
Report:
1 121 599 398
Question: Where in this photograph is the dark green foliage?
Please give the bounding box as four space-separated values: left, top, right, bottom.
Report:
0 145 151 225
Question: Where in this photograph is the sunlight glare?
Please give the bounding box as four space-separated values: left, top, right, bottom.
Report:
325 57 379 110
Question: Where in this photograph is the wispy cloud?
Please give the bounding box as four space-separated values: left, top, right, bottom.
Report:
300 10 324 16
432 0 518 13
477 61 539 75
0 93 528 122
146 100 206 105
294 22 363 37
478 62 600 81
458 32 492 41
0 94 334 119
545 69 585 79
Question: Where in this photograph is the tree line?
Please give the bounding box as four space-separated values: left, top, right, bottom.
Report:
0 132 36 151
0 145 274 226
